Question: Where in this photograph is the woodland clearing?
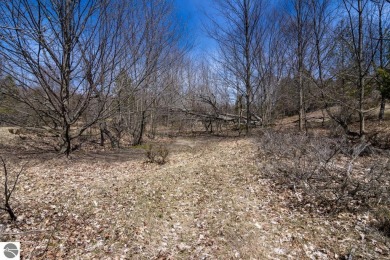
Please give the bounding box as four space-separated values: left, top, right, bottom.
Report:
0 123 390 259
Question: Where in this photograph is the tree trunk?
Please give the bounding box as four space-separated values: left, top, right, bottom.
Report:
297 0 305 132
238 104 242 136
377 1 385 122
2 159 17 221
357 0 365 139
299 75 304 131
100 122 119 148
132 111 146 146
5 201 16 221
379 96 386 121
100 127 105 146
149 107 156 139
59 124 72 156
244 0 251 134
246 94 250 134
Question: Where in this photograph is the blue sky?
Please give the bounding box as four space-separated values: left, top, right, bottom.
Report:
173 0 217 56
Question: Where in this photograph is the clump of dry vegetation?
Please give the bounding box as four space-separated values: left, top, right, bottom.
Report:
0 157 26 221
374 206 390 237
145 144 169 165
258 130 390 213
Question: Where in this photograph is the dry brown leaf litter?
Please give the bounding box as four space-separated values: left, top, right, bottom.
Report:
0 136 389 259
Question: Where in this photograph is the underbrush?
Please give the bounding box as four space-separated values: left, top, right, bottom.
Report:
145 144 169 165
257 130 390 218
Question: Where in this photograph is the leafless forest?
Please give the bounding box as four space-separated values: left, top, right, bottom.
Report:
0 0 390 259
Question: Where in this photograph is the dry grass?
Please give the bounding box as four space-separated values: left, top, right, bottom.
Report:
0 127 19 144
0 128 389 259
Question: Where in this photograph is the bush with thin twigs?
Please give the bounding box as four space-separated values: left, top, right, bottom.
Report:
145 144 169 165
258 130 390 213
0 157 26 221
374 206 390 237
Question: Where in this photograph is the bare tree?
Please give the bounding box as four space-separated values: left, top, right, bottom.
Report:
113 0 188 146
296 0 307 131
340 0 368 138
0 157 26 221
372 0 390 120
281 0 313 131
0 0 124 155
307 0 349 131
207 0 265 133
252 10 288 126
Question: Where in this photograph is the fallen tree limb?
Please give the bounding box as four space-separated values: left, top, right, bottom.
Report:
172 108 261 125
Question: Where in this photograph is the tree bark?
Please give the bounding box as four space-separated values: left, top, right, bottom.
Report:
59 124 72 156
244 0 252 134
100 122 119 148
132 111 146 146
357 0 365 138
100 127 105 146
5 201 16 221
377 1 385 121
297 0 305 132
379 95 386 121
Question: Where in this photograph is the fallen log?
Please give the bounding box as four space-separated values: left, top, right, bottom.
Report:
172 108 261 125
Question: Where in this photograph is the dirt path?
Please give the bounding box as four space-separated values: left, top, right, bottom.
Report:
3 136 389 259
125 137 277 259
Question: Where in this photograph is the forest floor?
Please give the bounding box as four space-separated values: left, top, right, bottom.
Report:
0 120 390 259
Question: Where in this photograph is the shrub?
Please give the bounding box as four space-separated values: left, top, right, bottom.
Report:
374 206 390 237
258 130 390 213
0 157 26 221
145 144 169 165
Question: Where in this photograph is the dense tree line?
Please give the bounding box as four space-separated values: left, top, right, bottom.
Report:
209 0 389 136
0 0 389 154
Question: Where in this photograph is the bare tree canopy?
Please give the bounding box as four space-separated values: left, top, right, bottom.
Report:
205 0 268 133
0 0 388 150
0 0 124 155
